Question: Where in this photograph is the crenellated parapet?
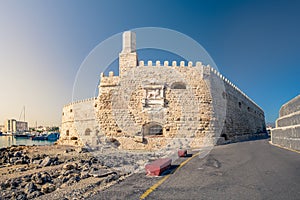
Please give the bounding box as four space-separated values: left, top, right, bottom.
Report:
137 60 263 114
138 60 204 68
207 66 263 113
60 31 267 148
99 71 120 87
63 97 97 108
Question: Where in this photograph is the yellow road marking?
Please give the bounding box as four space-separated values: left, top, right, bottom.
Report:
269 141 300 154
139 174 171 200
140 152 201 200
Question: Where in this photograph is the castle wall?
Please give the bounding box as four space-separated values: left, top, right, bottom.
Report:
198 65 266 144
96 61 213 150
59 31 266 149
95 61 266 150
272 95 300 151
58 98 100 146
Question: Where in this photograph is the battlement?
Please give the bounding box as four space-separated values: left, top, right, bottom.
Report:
138 60 204 68
99 71 120 87
207 66 264 114
100 71 116 77
64 97 97 108
99 59 263 114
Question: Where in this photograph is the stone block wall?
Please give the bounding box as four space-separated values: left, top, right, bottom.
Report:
59 31 266 149
95 60 266 150
95 62 213 150
201 65 266 144
58 98 100 146
272 95 300 151
59 62 266 149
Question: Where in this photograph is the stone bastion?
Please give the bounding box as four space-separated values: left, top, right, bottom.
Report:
58 31 266 150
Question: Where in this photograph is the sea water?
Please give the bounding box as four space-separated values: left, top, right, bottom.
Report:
0 135 54 148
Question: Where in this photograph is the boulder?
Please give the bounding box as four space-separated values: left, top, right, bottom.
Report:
39 156 52 167
14 159 24 165
41 183 56 193
63 163 76 170
24 182 37 194
22 175 31 182
41 172 52 184
88 169 115 178
32 173 43 185
13 191 26 200
27 191 42 199
13 151 22 157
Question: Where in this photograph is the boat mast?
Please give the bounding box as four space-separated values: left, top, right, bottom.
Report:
18 106 26 122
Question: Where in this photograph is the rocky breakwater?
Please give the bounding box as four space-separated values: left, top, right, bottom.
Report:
0 143 166 200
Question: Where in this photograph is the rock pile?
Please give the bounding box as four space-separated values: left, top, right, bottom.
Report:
0 144 175 199
0 146 61 167
0 156 124 199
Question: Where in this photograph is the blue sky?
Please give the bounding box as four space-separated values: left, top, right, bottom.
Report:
0 0 299 126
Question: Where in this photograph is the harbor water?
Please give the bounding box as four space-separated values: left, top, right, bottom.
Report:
0 135 55 148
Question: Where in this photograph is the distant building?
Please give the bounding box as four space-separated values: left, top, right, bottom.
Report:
0 125 4 132
4 119 28 133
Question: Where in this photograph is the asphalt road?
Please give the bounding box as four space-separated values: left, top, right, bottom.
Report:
89 139 300 200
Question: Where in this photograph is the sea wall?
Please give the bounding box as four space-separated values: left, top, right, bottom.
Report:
272 95 300 151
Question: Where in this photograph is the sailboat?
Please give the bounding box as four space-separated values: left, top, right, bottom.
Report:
13 106 31 138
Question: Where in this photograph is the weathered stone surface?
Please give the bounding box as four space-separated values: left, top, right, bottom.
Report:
276 111 300 127
24 182 37 194
39 156 51 167
63 163 76 170
59 31 266 150
41 183 56 193
279 95 300 117
88 169 115 178
27 191 41 199
272 94 300 151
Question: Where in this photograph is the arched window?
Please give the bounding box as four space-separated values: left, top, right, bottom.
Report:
66 130 70 136
85 128 91 136
171 82 186 89
142 122 163 136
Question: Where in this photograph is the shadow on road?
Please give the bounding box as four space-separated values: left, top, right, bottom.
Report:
160 164 180 176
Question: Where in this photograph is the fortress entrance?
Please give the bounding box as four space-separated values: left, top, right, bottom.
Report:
142 122 163 136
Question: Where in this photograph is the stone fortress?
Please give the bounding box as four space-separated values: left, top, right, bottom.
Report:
272 95 300 151
58 31 266 150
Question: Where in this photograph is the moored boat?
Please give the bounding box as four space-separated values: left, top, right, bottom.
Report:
13 132 31 138
31 135 48 140
47 132 60 141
